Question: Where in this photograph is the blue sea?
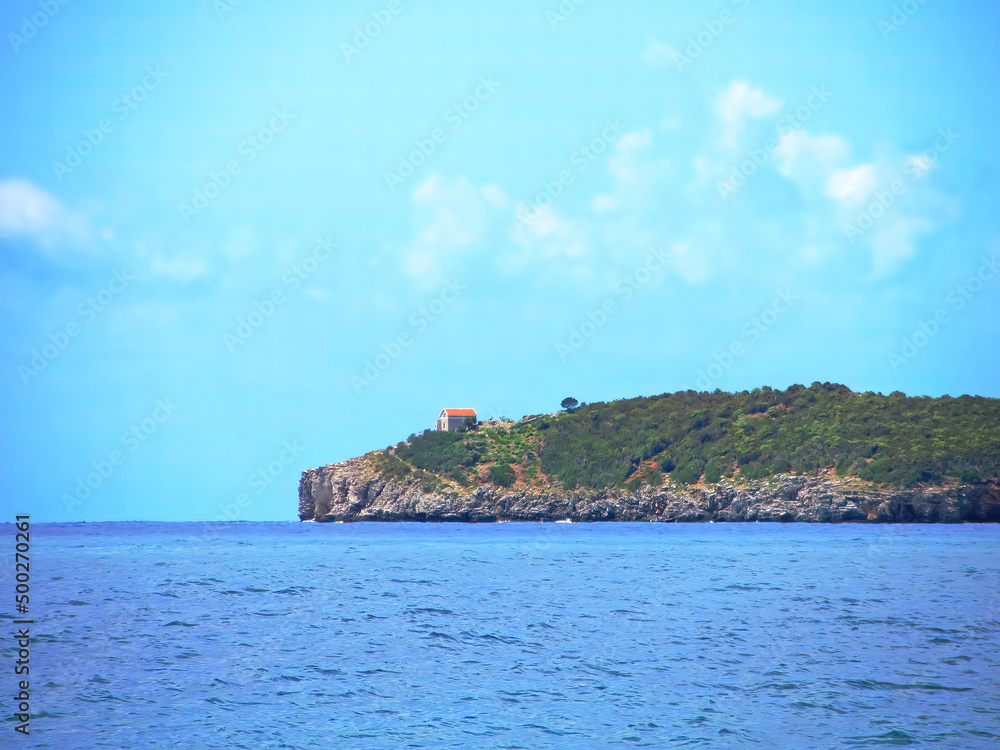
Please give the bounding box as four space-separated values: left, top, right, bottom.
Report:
4 522 999 749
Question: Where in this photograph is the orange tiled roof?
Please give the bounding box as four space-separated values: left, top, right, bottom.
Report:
442 408 477 416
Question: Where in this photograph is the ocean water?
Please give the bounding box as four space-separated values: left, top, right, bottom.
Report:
4 522 1000 749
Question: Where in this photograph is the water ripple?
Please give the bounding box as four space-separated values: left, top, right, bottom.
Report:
20 521 1000 749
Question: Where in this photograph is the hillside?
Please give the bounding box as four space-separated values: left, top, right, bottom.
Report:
380 383 998 491
298 383 1000 523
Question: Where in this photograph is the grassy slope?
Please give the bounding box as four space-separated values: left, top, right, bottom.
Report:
371 383 1000 494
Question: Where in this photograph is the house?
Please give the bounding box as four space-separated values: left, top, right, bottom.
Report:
435 408 477 432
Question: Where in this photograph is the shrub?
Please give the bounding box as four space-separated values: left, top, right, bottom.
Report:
857 458 893 484
672 462 703 485
372 453 411 481
397 386 1000 492
489 463 516 488
704 461 722 484
961 468 981 483
739 464 772 481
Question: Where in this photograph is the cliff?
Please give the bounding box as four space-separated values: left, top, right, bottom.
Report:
299 385 1000 523
299 455 1000 523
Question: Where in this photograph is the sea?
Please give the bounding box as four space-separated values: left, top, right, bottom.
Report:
3 522 999 749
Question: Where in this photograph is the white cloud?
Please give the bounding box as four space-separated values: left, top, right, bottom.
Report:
482 184 508 208
148 254 210 281
644 39 680 68
869 216 937 277
769 133 954 277
602 129 671 208
801 245 822 263
130 232 215 282
0 178 89 249
592 194 618 213
617 130 653 151
608 130 657 185
504 201 595 285
403 174 505 278
905 153 937 180
394 79 958 291
665 241 710 284
774 130 851 184
509 203 587 259
826 164 878 205
399 171 594 284
304 287 330 304
714 81 781 149
0 179 60 233
411 174 491 246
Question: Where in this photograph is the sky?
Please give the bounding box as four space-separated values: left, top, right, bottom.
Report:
1 0 998 522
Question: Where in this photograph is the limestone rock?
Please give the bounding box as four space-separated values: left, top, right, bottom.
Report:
299 457 1000 524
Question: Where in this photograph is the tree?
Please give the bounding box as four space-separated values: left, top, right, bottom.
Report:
489 463 516 488
644 466 663 487
561 397 579 413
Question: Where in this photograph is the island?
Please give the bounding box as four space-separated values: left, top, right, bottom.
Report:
299 384 1000 523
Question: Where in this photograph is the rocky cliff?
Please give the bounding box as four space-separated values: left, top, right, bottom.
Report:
299 455 1000 523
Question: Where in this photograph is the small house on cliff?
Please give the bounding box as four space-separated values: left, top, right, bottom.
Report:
436 408 477 432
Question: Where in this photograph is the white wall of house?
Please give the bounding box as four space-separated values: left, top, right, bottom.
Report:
436 412 476 431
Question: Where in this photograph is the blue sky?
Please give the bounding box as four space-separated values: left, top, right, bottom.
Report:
1 0 998 522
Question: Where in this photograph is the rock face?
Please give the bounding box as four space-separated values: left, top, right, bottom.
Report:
299 457 1000 523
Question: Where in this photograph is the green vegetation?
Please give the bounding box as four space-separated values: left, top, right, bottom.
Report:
704 460 723 484
489 463 516 488
371 451 411 481
395 430 480 474
538 383 998 489
380 384 1000 492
